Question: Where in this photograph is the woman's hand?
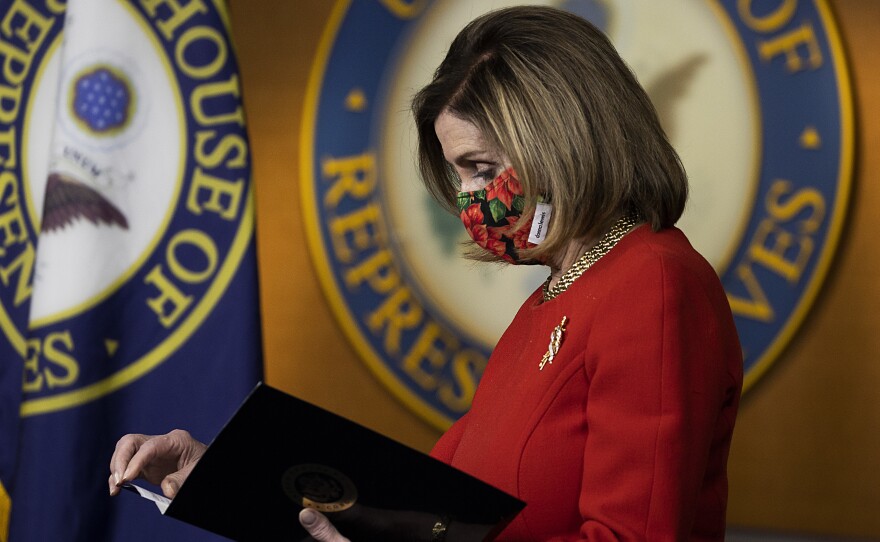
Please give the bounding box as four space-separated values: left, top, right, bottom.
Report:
300 509 351 542
108 429 207 498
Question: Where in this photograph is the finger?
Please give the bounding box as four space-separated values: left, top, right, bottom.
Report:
299 509 350 542
108 473 120 496
109 434 148 487
160 459 198 499
120 434 177 484
160 473 183 499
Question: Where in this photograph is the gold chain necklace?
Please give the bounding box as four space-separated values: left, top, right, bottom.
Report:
542 213 641 302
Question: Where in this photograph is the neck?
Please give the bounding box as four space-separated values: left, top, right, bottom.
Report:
545 216 643 291
546 235 600 290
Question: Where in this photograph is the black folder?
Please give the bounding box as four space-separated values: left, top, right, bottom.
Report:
125 383 524 541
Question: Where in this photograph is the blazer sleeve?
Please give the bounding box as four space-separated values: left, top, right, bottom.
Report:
563 255 740 541
430 411 470 463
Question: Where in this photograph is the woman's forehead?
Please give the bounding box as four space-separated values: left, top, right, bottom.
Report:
434 111 495 162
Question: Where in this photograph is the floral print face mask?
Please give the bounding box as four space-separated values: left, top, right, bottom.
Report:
456 168 539 264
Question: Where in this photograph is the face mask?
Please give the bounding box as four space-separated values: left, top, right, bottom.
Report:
456 168 552 264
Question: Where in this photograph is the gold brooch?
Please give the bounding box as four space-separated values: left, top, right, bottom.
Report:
539 316 568 371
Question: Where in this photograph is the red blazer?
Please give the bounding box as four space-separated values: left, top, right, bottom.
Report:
431 226 742 541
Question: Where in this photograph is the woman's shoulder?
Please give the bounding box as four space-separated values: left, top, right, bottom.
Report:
605 225 715 280
582 224 726 306
534 225 723 311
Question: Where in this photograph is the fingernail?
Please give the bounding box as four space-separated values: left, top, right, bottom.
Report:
113 472 121 486
300 508 317 526
121 468 132 483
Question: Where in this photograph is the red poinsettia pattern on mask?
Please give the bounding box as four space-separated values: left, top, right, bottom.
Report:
457 168 535 263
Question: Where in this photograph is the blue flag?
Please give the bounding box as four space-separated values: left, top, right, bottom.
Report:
1 0 262 539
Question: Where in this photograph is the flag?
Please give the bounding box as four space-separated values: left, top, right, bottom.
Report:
1 0 262 539
0 1 63 538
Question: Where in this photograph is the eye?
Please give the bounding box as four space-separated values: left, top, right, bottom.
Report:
472 168 494 181
471 161 502 182
447 156 505 191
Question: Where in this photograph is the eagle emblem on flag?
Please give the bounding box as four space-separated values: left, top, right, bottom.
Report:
42 172 128 232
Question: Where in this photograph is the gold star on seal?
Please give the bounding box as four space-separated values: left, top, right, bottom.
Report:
345 88 368 112
799 126 821 149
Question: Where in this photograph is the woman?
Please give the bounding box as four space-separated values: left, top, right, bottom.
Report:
110 7 742 540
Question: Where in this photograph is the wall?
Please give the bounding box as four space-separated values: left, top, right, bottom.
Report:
724 1 880 536
227 1 880 537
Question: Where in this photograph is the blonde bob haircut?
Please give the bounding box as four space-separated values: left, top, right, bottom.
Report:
412 6 688 262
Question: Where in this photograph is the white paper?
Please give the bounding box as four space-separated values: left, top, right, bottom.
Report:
123 483 171 514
